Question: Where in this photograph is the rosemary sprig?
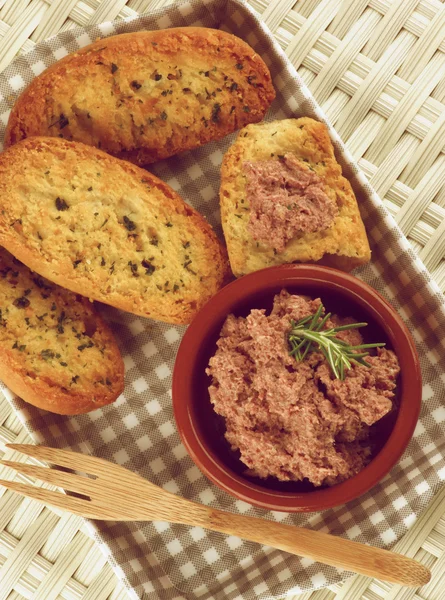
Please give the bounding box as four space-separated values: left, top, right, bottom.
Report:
288 303 386 380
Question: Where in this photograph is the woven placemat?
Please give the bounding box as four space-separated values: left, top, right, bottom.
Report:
1 0 445 599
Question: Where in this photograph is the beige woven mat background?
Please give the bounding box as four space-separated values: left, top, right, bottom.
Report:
1 0 445 598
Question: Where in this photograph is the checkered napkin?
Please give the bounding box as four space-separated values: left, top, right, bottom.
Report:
1 0 445 598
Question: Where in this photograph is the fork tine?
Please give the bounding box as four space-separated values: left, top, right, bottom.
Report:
0 460 98 496
6 444 110 474
0 479 94 517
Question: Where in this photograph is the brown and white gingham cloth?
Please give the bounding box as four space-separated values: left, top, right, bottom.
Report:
1 1 445 598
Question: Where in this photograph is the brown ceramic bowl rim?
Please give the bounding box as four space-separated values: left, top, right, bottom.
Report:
172 265 422 512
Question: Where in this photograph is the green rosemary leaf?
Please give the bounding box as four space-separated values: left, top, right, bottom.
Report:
350 357 372 368
300 340 313 361
315 312 331 331
309 304 324 330
331 322 368 332
293 314 313 327
349 342 386 349
288 302 386 380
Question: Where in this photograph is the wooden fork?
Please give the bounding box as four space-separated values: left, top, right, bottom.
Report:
0 444 430 588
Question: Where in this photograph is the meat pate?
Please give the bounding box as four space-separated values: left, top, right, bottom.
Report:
206 291 400 487
244 153 338 253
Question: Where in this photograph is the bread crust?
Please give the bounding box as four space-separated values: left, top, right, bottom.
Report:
5 28 275 165
0 137 229 324
0 248 124 415
220 117 371 276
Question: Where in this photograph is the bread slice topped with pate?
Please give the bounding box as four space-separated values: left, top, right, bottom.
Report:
0 137 229 324
220 117 371 276
0 247 124 415
5 28 275 165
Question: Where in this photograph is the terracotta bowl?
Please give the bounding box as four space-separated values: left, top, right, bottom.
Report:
172 265 421 512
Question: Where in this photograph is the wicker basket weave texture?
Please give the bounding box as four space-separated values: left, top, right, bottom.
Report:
1 1 445 599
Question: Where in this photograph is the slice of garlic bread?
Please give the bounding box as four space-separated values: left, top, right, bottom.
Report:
220 117 371 276
0 247 124 415
5 28 275 165
0 137 229 324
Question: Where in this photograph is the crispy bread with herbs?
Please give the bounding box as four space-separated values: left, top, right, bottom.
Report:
0 247 124 415
5 28 275 165
220 117 371 276
0 137 229 324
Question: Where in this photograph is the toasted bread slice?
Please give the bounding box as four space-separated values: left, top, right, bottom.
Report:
5 28 275 165
0 137 229 324
0 247 124 415
220 118 371 276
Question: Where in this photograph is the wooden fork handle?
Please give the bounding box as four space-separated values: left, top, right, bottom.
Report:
193 508 430 588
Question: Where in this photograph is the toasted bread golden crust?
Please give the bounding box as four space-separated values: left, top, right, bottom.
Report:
0 137 229 324
0 248 124 415
5 28 275 165
220 118 371 276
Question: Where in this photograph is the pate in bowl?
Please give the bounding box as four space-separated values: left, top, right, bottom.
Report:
172 265 421 512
